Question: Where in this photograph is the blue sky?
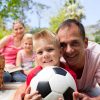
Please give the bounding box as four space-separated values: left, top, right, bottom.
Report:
81 0 100 26
28 0 100 28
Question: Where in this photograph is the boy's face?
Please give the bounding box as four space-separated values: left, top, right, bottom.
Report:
34 39 61 67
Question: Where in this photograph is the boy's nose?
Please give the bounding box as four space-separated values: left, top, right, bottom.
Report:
43 51 49 58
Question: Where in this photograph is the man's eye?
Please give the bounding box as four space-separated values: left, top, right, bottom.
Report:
20 27 22 29
72 41 80 46
60 43 66 48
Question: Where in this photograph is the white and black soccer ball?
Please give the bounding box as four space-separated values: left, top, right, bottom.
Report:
30 66 77 100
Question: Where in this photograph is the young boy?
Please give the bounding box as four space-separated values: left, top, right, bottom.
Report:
13 30 77 100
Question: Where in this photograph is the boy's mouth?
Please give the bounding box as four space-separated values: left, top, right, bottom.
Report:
43 60 53 63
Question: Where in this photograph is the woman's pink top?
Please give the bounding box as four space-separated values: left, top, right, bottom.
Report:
1 35 22 65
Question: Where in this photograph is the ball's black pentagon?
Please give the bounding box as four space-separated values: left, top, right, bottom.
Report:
63 87 74 100
37 81 51 98
53 67 67 76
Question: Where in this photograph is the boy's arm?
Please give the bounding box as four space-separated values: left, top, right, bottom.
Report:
13 83 26 100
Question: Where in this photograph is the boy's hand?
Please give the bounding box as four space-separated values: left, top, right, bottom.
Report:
24 87 42 100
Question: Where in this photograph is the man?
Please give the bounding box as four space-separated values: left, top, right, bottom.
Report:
56 19 100 100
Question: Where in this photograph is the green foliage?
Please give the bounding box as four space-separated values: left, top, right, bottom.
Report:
49 9 66 32
0 0 49 23
0 16 11 39
95 35 100 44
0 30 11 39
49 0 85 32
94 31 100 44
0 0 50 38
0 0 28 20
65 0 85 21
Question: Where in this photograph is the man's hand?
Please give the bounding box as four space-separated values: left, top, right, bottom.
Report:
73 92 97 100
24 87 42 100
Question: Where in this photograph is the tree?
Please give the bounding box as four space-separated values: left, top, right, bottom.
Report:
33 2 50 28
0 0 30 21
0 16 11 39
49 0 85 32
0 0 50 39
94 31 100 44
0 0 49 24
49 8 66 33
65 0 85 21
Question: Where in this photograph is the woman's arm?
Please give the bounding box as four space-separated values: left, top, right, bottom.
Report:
0 36 10 49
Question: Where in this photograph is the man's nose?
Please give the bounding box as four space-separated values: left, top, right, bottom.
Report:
65 45 74 53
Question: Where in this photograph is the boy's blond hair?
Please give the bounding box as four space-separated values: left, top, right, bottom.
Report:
32 30 60 50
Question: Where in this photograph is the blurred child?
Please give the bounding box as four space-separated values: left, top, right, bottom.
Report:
16 33 35 75
13 30 77 100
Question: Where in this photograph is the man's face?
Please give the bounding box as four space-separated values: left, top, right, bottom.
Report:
57 24 88 69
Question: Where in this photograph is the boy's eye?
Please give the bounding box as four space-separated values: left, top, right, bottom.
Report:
47 48 54 52
29 43 32 45
37 51 43 55
14 29 18 31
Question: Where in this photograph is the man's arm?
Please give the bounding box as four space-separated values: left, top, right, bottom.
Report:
13 83 26 100
73 91 100 100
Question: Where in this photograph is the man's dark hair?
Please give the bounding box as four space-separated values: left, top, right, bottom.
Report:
56 19 85 40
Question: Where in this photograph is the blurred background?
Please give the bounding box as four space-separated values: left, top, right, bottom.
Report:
0 0 100 44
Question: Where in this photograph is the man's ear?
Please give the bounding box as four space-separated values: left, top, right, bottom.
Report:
84 37 88 48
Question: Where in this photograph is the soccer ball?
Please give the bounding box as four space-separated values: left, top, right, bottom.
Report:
30 66 77 100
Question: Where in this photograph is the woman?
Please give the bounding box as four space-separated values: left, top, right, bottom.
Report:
0 20 26 82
